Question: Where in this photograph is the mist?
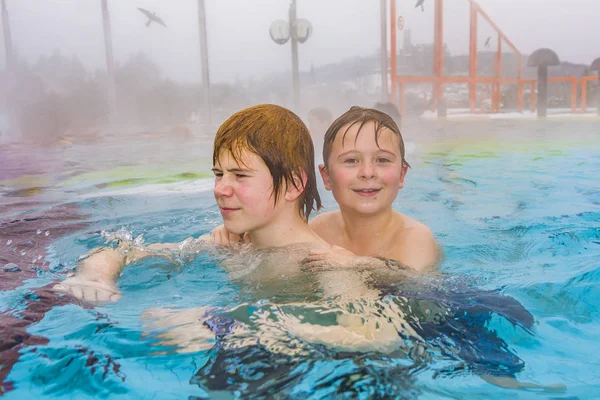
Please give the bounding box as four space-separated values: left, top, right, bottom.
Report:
1 0 598 143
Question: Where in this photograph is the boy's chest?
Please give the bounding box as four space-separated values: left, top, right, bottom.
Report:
226 250 319 299
336 233 403 260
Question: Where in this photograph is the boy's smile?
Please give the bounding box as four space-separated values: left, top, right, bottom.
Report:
353 188 381 197
320 121 408 216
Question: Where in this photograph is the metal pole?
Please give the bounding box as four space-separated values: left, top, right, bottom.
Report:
380 0 388 101
101 0 117 128
390 0 397 105
198 0 212 125
493 35 502 113
1 0 14 73
469 1 477 113
537 66 548 118
289 0 300 111
434 0 444 116
1 0 17 141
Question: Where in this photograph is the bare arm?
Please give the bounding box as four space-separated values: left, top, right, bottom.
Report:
54 235 213 304
393 224 439 272
210 224 250 247
301 246 412 274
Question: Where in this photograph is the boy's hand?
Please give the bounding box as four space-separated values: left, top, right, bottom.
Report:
211 225 250 247
53 275 121 305
301 245 358 271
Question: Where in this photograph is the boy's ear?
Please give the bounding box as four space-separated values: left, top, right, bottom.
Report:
319 164 331 191
285 171 307 202
398 162 409 190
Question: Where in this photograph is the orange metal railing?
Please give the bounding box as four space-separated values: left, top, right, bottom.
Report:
389 0 598 117
580 76 599 112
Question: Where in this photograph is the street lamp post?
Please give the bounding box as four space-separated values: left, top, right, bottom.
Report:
197 0 212 126
269 0 312 112
289 0 300 110
380 0 388 102
1 0 14 74
1 0 16 141
101 0 117 129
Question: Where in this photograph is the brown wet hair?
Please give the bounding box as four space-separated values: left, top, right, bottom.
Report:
213 104 322 221
322 106 410 168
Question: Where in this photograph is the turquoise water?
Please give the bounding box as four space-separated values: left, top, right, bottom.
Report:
1 125 600 399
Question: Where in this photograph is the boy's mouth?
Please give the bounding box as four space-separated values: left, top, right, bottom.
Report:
220 207 241 215
353 188 381 197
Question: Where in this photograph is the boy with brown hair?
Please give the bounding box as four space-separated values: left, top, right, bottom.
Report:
304 106 439 272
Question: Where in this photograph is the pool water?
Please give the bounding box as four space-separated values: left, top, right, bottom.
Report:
1 121 600 399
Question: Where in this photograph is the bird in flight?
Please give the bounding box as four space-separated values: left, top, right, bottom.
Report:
484 36 491 48
137 7 167 28
415 0 425 12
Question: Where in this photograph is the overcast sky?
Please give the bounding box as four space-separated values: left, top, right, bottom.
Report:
1 0 598 83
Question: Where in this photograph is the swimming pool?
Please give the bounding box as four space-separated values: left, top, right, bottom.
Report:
1 120 599 399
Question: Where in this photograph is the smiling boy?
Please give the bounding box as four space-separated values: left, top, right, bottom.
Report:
305 106 439 272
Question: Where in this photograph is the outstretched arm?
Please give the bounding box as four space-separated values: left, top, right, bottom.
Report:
54 235 212 304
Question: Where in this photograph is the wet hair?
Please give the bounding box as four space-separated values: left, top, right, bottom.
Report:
213 104 322 221
322 106 410 168
307 107 333 125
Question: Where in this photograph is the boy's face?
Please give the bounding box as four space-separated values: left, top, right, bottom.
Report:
320 121 408 216
212 149 282 236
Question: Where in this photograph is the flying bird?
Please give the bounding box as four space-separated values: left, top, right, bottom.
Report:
415 0 425 12
484 36 491 48
137 7 167 28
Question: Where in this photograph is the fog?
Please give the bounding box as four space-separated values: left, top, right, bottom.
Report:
3 0 598 82
1 0 598 142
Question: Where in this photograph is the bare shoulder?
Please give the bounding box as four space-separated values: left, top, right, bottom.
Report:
400 214 435 240
392 213 439 272
309 211 341 232
309 211 344 246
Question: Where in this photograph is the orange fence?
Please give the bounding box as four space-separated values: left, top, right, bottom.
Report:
389 0 599 116
393 76 597 116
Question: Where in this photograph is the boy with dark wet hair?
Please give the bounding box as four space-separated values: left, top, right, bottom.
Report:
304 106 439 272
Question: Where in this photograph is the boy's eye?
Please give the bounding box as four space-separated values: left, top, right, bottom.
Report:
343 158 359 164
213 172 223 178
235 173 249 178
376 157 392 163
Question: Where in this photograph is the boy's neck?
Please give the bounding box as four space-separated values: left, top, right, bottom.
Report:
250 210 324 250
339 208 400 247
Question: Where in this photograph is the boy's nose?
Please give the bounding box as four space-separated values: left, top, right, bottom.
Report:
358 162 377 179
214 179 234 197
